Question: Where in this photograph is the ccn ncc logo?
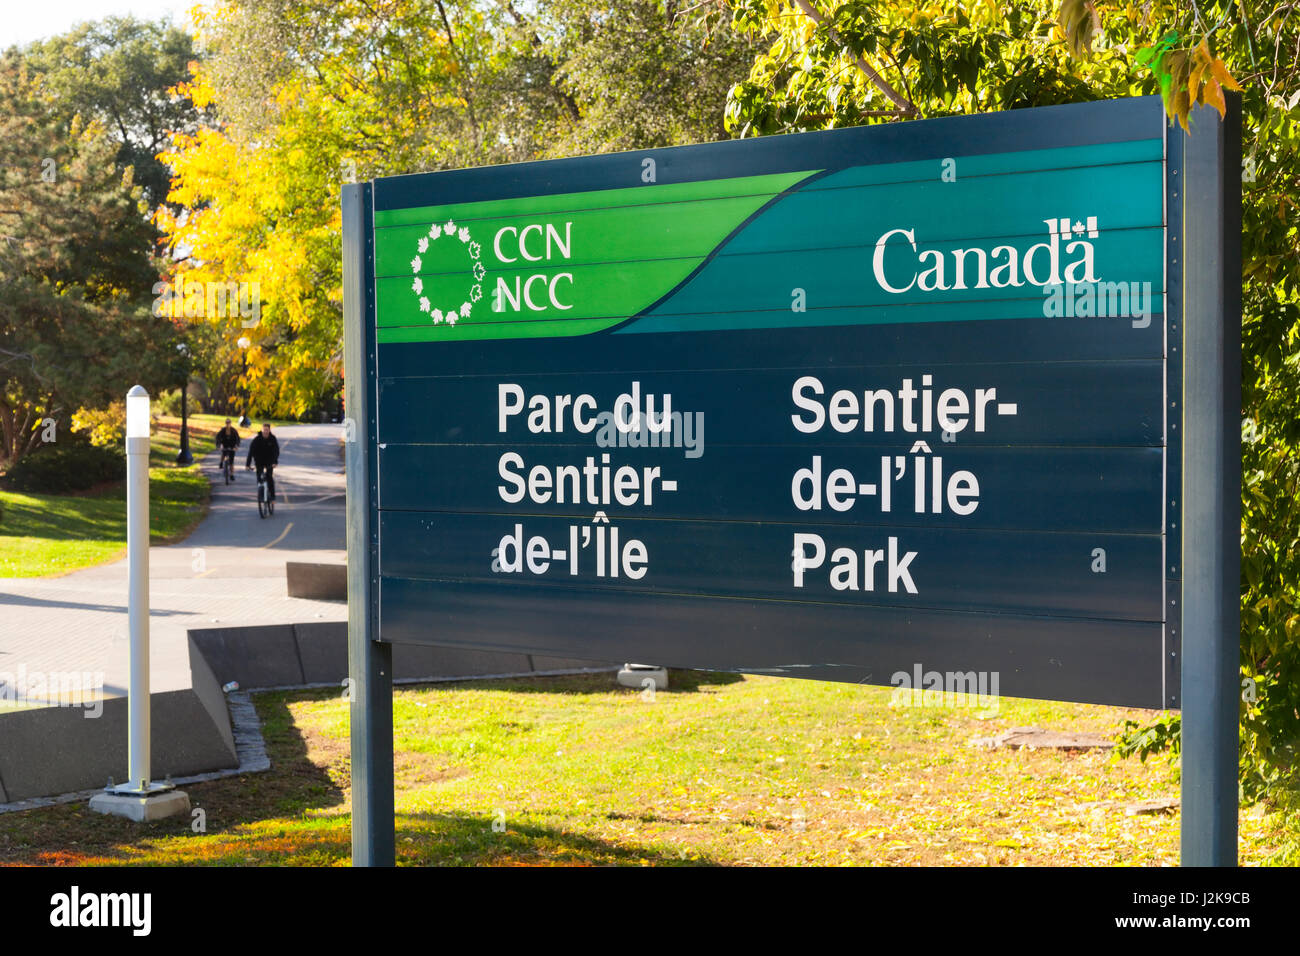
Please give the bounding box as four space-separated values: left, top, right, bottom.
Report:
410 219 574 326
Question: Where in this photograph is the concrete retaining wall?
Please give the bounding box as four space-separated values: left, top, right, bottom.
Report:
0 620 615 803
0 636 238 803
285 562 347 600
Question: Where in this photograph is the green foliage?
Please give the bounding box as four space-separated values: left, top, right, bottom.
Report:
1116 713 1182 765
0 51 181 468
520 0 762 156
726 1 1103 134
22 16 204 211
1 442 125 493
724 0 1300 809
157 388 190 417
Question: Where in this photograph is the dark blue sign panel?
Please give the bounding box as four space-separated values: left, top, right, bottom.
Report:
361 96 1182 708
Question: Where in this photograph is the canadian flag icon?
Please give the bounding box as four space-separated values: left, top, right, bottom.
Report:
1053 216 1100 238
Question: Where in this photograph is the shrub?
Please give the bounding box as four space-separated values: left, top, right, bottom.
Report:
158 386 207 417
157 388 183 416
1 442 126 493
71 402 126 448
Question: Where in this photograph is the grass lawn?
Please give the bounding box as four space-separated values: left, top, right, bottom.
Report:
0 673 1292 866
181 412 303 433
0 413 242 577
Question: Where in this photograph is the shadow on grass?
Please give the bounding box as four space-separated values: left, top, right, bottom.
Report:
393 811 719 866
406 669 744 697
663 668 745 692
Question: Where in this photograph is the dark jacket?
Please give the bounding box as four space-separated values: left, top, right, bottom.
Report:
216 426 241 451
246 432 280 468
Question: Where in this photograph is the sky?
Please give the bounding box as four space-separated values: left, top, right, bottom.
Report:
0 1 200 49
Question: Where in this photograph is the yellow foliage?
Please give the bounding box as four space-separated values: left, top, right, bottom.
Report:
71 402 127 448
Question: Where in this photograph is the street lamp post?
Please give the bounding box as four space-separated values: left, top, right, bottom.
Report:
237 336 251 428
88 387 190 822
176 343 193 466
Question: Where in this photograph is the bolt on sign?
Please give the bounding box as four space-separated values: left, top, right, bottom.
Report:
344 98 1240 854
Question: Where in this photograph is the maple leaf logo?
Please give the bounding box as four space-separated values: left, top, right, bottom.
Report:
409 217 481 328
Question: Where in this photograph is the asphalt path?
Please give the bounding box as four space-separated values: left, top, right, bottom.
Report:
0 423 347 700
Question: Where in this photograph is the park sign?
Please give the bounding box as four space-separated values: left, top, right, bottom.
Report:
343 94 1240 865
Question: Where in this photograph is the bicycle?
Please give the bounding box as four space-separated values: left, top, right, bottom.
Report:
256 469 275 518
219 449 235 485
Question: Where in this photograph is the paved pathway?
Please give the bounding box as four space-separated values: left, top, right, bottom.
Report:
0 424 348 701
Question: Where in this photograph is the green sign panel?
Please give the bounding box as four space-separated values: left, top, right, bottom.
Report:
373 139 1162 343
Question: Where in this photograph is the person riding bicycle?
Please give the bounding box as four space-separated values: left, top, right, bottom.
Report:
245 422 280 501
216 418 241 477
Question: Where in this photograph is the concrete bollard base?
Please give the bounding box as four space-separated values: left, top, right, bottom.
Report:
89 790 191 823
617 664 668 691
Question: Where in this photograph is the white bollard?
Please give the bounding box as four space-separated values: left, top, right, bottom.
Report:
125 385 151 792
89 386 190 821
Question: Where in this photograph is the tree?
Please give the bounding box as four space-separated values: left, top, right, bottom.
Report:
22 16 204 212
507 0 762 156
0 53 179 467
723 0 1300 813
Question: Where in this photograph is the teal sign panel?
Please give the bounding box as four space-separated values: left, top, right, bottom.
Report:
359 96 1183 708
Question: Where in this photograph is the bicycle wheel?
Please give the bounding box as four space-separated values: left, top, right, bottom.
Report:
257 486 267 518
268 495 275 515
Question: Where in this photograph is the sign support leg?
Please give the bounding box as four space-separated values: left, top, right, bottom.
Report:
344 182 395 866
350 636 394 866
1180 99 1242 867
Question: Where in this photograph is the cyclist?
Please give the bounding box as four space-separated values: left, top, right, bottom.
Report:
216 418 241 479
245 422 280 501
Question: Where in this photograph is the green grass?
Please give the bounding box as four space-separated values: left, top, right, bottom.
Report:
184 412 303 433
0 414 222 577
1 673 1292 866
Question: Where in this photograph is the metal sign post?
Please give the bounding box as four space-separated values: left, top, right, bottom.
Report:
343 183 395 866
1179 101 1241 867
